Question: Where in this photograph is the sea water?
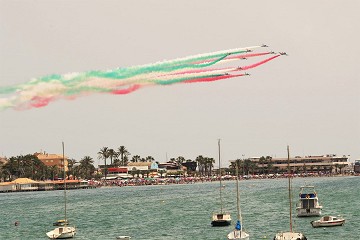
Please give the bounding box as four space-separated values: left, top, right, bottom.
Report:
1 176 359 240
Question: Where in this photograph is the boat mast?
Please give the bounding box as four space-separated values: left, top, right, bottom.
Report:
287 145 293 232
63 142 67 225
218 139 223 214
236 160 242 228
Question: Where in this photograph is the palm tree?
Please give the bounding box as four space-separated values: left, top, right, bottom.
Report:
78 156 95 179
117 146 130 166
175 156 185 167
146 156 154 162
195 155 205 176
98 147 110 179
205 157 215 177
108 148 117 166
113 158 121 167
131 155 141 163
67 158 77 179
259 156 265 174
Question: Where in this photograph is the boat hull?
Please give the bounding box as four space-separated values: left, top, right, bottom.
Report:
211 219 231 226
296 207 322 217
46 226 76 239
211 213 231 226
273 232 307 240
311 216 345 228
227 230 249 240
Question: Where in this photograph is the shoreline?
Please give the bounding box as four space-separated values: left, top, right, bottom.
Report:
1 173 357 194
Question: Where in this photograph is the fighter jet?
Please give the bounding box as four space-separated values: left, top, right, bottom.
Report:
237 66 243 70
244 72 250 76
269 51 276 54
279 52 288 55
246 49 252 52
261 44 269 47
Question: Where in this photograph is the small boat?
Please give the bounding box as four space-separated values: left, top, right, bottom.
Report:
273 146 307 240
227 160 249 240
116 236 131 240
46 142 76 239
46 226 76 239
211 139 231 227
296 185 322 217
53 219 69 226
311 215 345 228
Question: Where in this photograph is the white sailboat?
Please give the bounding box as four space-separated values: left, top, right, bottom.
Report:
211 139 232 227
227 161 249 240
47 142 76 239
273 146 307 240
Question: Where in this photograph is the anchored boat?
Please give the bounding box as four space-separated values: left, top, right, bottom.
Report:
296 185 322 217
311 215 345 228
273 146 307 240
227 160 249 240
211 139 231 227
46 142 76 239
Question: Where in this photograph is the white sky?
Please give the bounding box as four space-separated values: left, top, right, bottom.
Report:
1 0 359 167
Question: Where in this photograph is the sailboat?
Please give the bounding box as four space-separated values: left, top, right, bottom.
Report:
211 139 231 227
46 142 76 239
273 146 307 240
227 160 249 240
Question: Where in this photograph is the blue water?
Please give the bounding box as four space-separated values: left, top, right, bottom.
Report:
1 176 359 239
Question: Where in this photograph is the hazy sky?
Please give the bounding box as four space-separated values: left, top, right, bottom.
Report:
1 0 359 167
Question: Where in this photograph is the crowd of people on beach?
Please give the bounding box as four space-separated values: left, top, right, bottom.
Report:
89 171 357 188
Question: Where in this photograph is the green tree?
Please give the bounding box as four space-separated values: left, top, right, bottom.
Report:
108 148 117 166
195 155 205 176
67 158 77 179
117 146 130 166
98 147 110 179
175 156 185 167
131 155 141 163
77 156 95 179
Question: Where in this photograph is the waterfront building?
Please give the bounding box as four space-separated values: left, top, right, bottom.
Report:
245 154 349 174
34 151 69 171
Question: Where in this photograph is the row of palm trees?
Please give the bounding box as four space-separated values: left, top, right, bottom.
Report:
2 145 345 182
0 154 97 182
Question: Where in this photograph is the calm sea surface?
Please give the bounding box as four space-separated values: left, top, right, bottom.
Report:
1 176 359 240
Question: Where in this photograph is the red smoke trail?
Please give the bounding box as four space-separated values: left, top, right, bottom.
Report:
183 74 245 84
224 52 271 61
192 52 271 64
30 96 54 108
111 84 141 94
162 67 234 76
239 55 280 71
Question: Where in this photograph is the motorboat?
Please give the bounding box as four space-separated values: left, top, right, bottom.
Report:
311 215 345 228
116 236 131 240
227 161 249 239
211 139 231 227
273 146 307 240
296 185 322 217
53 219 69 226
46 226 76 239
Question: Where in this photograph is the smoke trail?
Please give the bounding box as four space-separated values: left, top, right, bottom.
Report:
0 47 284 111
